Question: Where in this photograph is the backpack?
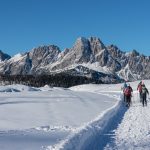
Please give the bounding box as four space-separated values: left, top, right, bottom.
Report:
124 87 132 96
142 86 147 94
138 84 142 92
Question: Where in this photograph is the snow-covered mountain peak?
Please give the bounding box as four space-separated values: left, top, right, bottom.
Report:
10 53 24 62
89 36 105 49
73 37 90 50
31 45 61 54
0 37 149 82
75 37 89 43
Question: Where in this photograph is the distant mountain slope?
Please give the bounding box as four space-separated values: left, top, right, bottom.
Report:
0 50 11 61
0 37 149 82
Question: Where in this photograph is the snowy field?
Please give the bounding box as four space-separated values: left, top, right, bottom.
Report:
0 80 150 150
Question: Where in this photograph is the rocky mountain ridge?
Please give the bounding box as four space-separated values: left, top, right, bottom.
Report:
0 37 149 82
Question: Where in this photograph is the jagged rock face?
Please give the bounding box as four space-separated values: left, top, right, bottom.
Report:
95 49 108 66
0 53 32 75
73 37 107 64
51 37 92 71
51 37 108 70
107 45 150 80
107 45 127 68
11 57 31 75
93 45 121 72
31 45 60 68
0 50 11 61
0 37 149 82
128 55 150 79
51 37 122 73
89 37 105 55
73 37 92 63
0 45 61 75
30 45 61 74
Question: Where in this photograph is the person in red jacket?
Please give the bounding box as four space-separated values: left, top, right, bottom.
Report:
137 81 142 102
124 84 133 107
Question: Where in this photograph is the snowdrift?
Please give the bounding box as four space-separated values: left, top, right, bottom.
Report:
47 96 125 150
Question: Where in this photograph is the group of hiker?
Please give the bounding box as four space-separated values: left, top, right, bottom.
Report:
122 81 149 107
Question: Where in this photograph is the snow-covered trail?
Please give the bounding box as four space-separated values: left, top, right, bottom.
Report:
105 94 150 150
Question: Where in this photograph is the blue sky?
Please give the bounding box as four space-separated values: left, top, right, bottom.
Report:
0 0 150 56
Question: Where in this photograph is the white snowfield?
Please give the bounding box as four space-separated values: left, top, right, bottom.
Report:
0 80 150 150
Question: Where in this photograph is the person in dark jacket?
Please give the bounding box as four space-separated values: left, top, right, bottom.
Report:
141 84 149 107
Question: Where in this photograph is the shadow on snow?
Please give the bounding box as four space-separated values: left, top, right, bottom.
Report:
83 102 128 150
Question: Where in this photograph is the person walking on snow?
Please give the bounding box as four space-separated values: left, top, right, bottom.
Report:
141 84 149 107
124 84 133 107
137 81 143 102
122 81 127 102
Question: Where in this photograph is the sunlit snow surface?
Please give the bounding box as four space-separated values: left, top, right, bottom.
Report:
0 80 150 150
0 84 118 150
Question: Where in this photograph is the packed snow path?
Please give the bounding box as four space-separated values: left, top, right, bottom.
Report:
104 95 150 150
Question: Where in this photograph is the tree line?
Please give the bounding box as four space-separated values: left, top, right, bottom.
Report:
0 73 103 88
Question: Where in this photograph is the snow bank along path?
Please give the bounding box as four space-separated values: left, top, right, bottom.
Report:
47 92 125 150
105 93 150 150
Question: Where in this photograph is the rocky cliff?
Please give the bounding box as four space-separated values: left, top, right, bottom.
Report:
0 37 149 82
